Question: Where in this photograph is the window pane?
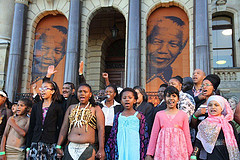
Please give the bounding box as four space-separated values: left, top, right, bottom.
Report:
212 29 232 48
212 16 231 25
213 49 233 68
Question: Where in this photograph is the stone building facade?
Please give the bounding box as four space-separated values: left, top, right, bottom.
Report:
0 0 239 102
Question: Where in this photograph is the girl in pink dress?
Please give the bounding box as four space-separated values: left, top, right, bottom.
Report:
146 86 193 160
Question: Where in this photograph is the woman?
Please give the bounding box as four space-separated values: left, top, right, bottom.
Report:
101 85 123 144
191 74 221 125
133 86 153 117
26 81 63 159
56 83 105 160
190 74 221 160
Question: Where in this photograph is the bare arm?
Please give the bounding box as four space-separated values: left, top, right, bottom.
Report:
102 73 110 86
78 61 86 84
32 83 38 97
79 61 84 75
95 106 105 160
8 117 28 137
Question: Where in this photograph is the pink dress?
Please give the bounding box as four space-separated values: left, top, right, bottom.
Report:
147 110 193 160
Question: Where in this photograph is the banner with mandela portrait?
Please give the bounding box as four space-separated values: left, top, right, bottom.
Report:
146 7 190 105
31 15 68 92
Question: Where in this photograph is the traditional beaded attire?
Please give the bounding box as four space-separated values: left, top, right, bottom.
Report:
68 102 96 133
64 103 97 160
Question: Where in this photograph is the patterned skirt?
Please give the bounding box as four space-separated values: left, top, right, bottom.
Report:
28 142 57 160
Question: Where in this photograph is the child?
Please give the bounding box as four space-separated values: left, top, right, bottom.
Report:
11 103 17 116
146 86 193 160
26 81 64 160
105 88 149 160
190 95 240 160
0 98 32 160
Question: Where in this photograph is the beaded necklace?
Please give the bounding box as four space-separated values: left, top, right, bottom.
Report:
68 102 95 133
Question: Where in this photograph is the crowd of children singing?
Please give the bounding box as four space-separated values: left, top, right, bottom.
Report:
0 67 239 160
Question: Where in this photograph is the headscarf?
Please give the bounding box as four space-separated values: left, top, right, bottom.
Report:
196 95 240 160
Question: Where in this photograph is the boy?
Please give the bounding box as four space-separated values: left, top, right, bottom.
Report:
0 98 32 160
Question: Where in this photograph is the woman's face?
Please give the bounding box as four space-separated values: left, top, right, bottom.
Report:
40 83 54 100
208 100 222 116
77 85 92 105
201 80 214 97
228 98 237 110
135 89 143 104
105 87 116 101
165 93 179 109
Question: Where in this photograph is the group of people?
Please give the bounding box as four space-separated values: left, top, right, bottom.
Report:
0 64 239 160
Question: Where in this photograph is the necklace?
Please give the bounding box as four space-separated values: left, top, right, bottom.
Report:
68 102 94 133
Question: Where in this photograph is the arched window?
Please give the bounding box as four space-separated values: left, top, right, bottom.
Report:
212 15 234 68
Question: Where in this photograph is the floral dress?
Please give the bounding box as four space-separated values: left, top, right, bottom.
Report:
147 110 193 160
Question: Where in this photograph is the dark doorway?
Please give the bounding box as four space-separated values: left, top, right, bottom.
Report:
105 39 125 87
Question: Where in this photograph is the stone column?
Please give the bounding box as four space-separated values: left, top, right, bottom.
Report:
126 0 140 87
0 0 15 89
64 0 82 85
5 0 28 102
194 0 210 74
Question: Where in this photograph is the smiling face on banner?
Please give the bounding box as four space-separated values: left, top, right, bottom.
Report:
146 7 189 105
31 15 68 93
147 17 187 70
